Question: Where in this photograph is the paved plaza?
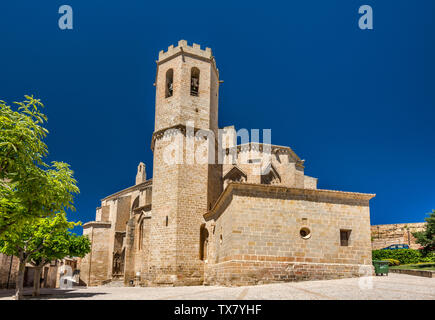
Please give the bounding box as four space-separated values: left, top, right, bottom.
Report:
0 274 434 300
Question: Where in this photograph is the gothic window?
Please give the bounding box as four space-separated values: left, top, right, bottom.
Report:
223 166 247 189
132 196 139 212
190 67 200 96
165 69 174 98
199 224 209 261
261 164 281 185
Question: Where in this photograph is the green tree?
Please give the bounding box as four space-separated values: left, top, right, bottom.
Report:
413 209 435 252
0 96 56 235
0 213 90 299
0 96 48 175
0 95 82 299
29 225 90 297
0 160 79 239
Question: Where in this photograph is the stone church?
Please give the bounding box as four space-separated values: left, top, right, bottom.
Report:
80 40 375 286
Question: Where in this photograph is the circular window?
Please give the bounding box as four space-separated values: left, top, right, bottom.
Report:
300 227 311 239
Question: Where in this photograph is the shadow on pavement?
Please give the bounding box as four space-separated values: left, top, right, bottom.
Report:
0 287 107 300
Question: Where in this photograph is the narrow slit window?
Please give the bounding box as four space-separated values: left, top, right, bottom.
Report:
340 229 351 246
165 69 173 98
199 224 209 261
190 67 200 96
138 220 144 250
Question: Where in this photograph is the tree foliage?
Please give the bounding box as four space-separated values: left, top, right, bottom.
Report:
0 213 77 258
412 209 435 252
0 96 79 236
0 96 84 299
372 249 435 264
0 95 48 176
0 213 90 298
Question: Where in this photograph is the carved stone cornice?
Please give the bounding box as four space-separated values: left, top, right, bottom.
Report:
102 179 152 201
204 182 376 221
82 221 112 229
150 124 214 151
225 143 304 167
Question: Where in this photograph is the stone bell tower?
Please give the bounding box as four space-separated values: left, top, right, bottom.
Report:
148 40 222 285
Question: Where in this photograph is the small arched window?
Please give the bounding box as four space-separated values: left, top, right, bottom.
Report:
190 67 200 96
165 69 173 98
132 196 139 212
199 224 209 261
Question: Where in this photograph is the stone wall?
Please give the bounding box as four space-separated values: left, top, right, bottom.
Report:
146 40 220 286
149 130 210 285
204 183 375 285
304 176 318 190
115 196 131 232
80 221 112 286
81 178 153 286
135 215 152 286
154 41 219 135
0 254 81 289
79 40 377 288
0 253 19 289
221 138 314 191
371 222 426 250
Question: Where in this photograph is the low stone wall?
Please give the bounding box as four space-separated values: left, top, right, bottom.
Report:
371 222 426 250
204 183 374 286
81 221 112 286
0 254 19 289
205 258 374 286
390 268 434 278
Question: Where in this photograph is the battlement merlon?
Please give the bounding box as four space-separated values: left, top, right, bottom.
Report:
157 40 219 77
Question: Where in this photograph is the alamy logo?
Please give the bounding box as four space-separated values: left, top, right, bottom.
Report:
160 121 272 175
358 265 374 290
56 5 372 32
359 5 373 30
58 5 73 30
59 264 74 289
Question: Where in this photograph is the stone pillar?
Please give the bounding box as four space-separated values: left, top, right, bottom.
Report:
80 221 112 286
136 162 146 185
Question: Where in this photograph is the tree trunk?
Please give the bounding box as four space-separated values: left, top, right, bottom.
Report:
32 266 43 297
14 257 26 300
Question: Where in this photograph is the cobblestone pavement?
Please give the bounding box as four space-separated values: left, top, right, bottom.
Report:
0 274 434 300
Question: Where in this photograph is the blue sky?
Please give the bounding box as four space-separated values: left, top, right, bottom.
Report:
1 1 434 232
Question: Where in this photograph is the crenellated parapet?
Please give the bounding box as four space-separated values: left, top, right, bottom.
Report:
158 40 212 61
157 40 218 77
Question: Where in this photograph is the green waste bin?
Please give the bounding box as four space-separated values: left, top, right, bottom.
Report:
372 260 389 276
